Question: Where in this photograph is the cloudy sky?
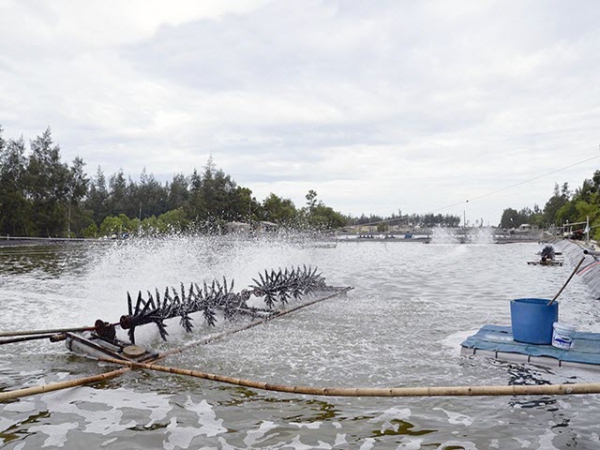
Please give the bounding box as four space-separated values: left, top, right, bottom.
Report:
1 0 599 225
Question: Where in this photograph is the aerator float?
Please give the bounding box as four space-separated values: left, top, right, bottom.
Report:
1 266 352 364
119 265 333 344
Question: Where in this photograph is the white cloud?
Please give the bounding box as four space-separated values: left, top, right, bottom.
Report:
0 0 268 48
1 0 600 224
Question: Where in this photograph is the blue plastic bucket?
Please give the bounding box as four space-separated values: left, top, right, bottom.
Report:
510 298 559 344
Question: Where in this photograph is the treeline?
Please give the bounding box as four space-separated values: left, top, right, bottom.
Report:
349 212 461 228
0 126 347 238
499 172 600 238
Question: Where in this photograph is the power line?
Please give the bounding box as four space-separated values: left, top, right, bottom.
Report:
349 151 600 227
431 152 600 213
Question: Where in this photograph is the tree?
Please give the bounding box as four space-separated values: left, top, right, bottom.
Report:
201 160 236 221
81 221 98 238
166 173 189 211
1 127 359 236
301 190 347 230
158 208 190 233
499 208 520 229
306 190 318 210
543 183 569 226
308 203 347 229
0 136 30 235
185 168 206 222
136 168 168 219
66 157 89 236
107 169 127 216
229 186 261 222
561 182 571 199
25 128 71 236
556 201 578 226
99 215 123 237
85 166 109 224
262 193 297 225
185 158 242 229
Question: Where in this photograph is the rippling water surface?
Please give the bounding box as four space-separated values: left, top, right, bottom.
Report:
1 236 600 449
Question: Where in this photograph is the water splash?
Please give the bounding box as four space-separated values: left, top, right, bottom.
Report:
430 227 495 244
430 227 462 244
469 227 495 244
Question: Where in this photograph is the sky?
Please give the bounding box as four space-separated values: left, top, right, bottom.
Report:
1 0 600 226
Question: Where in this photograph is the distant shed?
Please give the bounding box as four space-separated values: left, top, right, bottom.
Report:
226 222 251 234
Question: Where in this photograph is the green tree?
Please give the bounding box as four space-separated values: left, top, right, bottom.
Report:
99 215 123 237
65 157 89 236
107 169 128 217
25 128 71 236
166 173 189 211
0 136 31 235
158 208 190 233
137 168 168 218
305 189 318 210
541 183 568 226
186 158 241 229
140 215 160 235
262 193 297 225
301 190 347 230
85 167 109 224
228 186 261 222
81 221 98 238
499 208 520 228
185 169 206 222
308 203 347 229
555 201 578 226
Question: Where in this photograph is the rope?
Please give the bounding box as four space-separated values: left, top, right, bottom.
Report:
99 357 600 398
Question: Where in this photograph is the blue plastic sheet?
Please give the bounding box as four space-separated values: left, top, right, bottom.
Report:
461 325 600 365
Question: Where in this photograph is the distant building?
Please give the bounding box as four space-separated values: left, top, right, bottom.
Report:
226 221 279 234
226 222 251 234
258 221 278 233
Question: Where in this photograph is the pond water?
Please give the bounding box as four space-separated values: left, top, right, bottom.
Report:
1 236 599 449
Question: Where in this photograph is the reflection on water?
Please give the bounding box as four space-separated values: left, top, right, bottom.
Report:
1 236 600 449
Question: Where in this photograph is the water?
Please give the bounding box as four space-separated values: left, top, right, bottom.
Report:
430 227 495 244
1 237 600 449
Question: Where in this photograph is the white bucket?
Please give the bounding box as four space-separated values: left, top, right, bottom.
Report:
552 322 576 350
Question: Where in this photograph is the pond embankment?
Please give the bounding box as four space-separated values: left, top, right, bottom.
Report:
555 239 600 298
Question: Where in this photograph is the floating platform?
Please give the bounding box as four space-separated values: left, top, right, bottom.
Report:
65 332 158 362
527 260 563 266
461 325 600 371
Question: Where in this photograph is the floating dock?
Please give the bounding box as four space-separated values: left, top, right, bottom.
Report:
461 325 600 371
526 260 563 266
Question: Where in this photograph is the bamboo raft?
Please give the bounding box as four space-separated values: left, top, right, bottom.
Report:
527 244 564 266
527 260 563 266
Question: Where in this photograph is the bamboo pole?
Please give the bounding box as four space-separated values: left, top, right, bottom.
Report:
158 288 352 360
548 256 586 305
0 325 97 338
0 289 351 402
0 368 129 403
100 357 600 398
0 333 57 345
